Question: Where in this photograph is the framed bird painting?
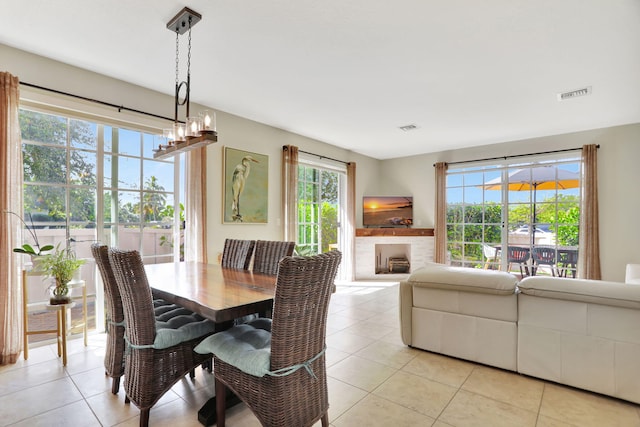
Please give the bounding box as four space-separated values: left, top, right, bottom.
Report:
222 147 269 223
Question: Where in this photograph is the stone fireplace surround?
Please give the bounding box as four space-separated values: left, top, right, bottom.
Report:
355 228 435 280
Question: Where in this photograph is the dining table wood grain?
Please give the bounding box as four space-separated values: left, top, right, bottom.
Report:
145 262 277 324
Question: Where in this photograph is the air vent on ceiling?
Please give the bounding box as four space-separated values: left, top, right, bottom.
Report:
558 86 592 101
398 124 418 132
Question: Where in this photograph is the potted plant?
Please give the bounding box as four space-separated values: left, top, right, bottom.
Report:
4 211 54 268
40 244 86 305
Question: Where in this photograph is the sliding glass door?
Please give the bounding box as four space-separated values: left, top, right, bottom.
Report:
446 156 581 277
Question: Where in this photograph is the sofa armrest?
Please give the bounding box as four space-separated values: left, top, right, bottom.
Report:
398 281 413 346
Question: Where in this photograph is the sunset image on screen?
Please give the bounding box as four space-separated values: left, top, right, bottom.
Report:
363 196 412 226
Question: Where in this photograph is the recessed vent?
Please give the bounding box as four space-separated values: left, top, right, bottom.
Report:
398 124 418 132
558 86 592 101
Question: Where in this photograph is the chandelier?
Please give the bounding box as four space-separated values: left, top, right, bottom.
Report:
153 7 218 160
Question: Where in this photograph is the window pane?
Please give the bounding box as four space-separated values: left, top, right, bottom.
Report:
23 184 67 223
105 155 140 189
70 187 96 224
117 129 141 156
104 125 113 153
19 110 67 145
117 191 141 223
144 160 174 192
142 192 172 225
70 119 98 149
23 145 67 184
70 150 97 185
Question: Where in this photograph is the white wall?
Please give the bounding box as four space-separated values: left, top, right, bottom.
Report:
5 43 638 281
381 124 640 282
1 44 380 263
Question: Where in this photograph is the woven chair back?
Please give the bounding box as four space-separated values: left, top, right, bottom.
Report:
91 243 126 384
108 248 157 346
252 240 296 275
269 251 342 371
221 239 256 270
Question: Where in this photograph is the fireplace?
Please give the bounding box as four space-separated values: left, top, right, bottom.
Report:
375 244 410 274
354 228 434 279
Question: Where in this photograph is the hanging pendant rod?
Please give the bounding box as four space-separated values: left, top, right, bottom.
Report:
19 81 181 124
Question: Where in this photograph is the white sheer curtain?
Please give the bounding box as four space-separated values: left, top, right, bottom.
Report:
0 72 23 364
184 146 207 263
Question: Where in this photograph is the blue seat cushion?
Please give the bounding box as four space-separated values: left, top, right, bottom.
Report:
194 318 273 377
153 311 216 350
154 303 194 321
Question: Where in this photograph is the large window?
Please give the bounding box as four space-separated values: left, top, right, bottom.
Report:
446 156 581 276
19 108 180 340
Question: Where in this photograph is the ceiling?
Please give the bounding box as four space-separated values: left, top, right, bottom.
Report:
1 1 639 160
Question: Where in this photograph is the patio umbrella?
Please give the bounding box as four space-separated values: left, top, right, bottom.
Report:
483 166 580 245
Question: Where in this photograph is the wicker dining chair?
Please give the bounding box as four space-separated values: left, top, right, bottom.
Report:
108 248 216 427
252 240 296 275
221 238 256 270
91 243 126 394
91 244 205 395
195 250 342 427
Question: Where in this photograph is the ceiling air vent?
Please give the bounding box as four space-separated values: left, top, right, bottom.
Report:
398 124 418 132
558 86 592 101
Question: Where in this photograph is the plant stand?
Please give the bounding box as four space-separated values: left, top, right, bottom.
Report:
46 302 75 366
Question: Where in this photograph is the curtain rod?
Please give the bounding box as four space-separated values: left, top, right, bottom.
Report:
434 145 599 167
295 148 350 165
20 81 180 123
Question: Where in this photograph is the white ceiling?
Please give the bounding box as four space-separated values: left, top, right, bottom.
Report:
1 0 639 159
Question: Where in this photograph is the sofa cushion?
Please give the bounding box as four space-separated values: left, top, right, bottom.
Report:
518 276 640 309
407 263 518 295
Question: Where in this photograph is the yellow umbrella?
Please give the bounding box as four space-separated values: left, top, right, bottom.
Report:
483 166 580 191
483 166 580 244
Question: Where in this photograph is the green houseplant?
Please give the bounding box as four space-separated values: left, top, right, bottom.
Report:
4 210 54 256
40 244 85 305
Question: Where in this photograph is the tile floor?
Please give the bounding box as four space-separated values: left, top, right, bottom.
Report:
1 281 640 427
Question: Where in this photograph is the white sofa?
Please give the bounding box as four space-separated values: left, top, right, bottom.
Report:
399 264 519 371
400 263 640 404
626 263 640 284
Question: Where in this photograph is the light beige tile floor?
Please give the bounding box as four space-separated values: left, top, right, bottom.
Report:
2 281 640 426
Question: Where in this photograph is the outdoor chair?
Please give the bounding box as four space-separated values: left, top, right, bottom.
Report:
482 244 501 270
507 246 531 277
252 240 296 275
108 248 216 427
221 238 256 270
91 244 208 395
194 251 342 427
556 248 578 278
531 246 556 276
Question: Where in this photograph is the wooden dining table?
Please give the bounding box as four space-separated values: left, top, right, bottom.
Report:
145 261 278 324
144 261 278 426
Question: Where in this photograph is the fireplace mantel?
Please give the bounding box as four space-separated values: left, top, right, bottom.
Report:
356 228 434 237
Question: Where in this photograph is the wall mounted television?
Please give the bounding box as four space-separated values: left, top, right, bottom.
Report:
363 196 413 227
